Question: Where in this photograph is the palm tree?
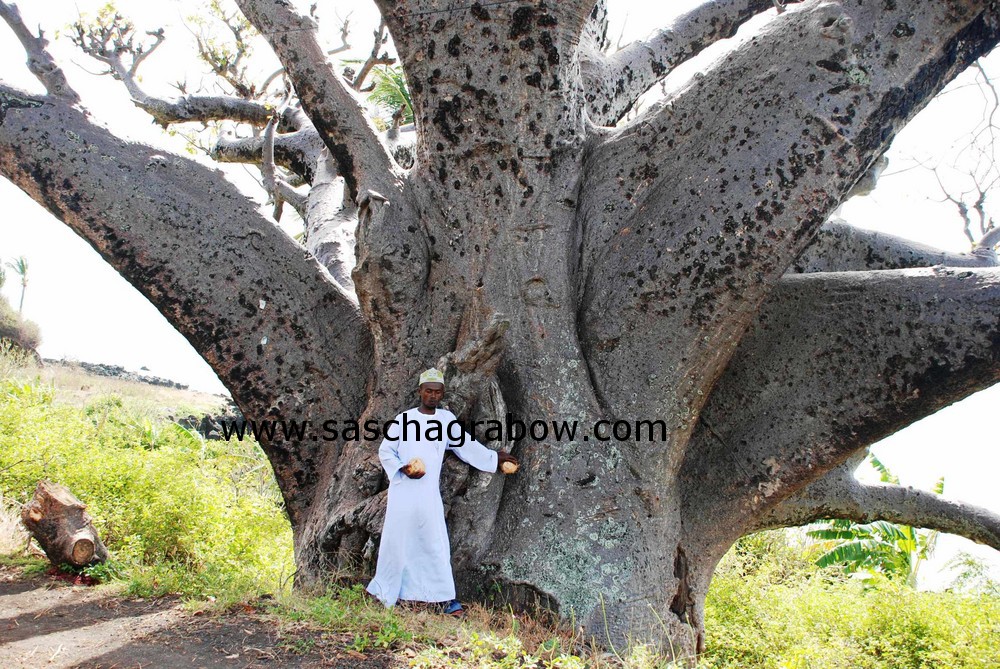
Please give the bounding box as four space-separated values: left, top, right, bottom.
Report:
366 64 413 129
5 256 27 314
806 456 943 587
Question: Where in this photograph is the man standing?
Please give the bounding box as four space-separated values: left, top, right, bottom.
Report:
366 368 518 617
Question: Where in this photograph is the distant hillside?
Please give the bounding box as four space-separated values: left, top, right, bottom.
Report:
0 297 39 355
26 358 229 418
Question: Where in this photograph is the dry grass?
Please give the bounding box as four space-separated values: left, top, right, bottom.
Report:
460 600 584 652
42 362 227 414
0 496 28 556
1 355 227 418
0 343 226 418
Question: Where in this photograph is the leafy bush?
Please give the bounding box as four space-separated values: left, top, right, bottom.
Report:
703 531 1000 668
0 374 293 603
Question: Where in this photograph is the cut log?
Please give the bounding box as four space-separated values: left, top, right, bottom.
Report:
20 480 108 568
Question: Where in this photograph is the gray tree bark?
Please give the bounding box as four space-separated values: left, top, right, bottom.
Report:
3 0 1000 659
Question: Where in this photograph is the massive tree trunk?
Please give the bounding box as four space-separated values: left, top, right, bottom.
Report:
3 0 1000 658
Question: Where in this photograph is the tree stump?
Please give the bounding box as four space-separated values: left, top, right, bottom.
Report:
20 480 108 568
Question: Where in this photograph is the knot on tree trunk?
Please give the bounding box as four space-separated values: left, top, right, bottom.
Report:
21 480 108 568
437 312 510 421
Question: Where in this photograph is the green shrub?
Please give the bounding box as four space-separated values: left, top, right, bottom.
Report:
703 531 1000 668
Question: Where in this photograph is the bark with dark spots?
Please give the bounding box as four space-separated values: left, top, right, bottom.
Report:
793 219 999 272
0 89 371 527
581 0 803 126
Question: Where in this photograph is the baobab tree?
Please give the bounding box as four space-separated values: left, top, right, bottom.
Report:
2 0 1000 657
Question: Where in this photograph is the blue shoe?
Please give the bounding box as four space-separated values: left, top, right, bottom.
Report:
440 599 465 618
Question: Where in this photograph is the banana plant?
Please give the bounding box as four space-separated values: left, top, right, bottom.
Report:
806 456 943 587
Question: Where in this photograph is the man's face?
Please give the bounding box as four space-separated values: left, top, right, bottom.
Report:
418 382 444 410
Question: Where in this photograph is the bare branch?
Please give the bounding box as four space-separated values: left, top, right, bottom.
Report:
932 165 977 245
130 28 165 76
70 10 293 129
752 466 1000 551
679 267 1000 545
581 0 798 126
189 7 257 99
212 125 323 183
351 19 394 91
236 0 400 202
0 87 373 524
0 2 79 103
261 116 307 220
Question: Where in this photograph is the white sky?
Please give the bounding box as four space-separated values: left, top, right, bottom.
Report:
0 0 998 586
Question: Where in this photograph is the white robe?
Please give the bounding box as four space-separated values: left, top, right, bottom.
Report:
366 407 498 606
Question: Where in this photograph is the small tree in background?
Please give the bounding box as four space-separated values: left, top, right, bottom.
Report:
5 256 27 314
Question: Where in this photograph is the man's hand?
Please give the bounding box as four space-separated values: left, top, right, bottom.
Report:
401 458 426 479
400 463 425 479
497 451 519 474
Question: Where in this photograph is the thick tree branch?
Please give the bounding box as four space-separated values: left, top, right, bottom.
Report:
0 2 79 103
0 87 373 525
792 219 998 273
260 12 352 94
236 0 400 202
580 1 1000 448
134 93 282 128
303 148 358 292
978 224 1000 251
679 267 1000 548
212 127 323 183
751 466 1000 551
580 0 611 55
581 0 797 126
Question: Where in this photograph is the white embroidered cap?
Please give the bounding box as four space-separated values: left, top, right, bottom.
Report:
418 368 445 386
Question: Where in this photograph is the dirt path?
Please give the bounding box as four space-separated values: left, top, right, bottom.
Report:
0 575 393 668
